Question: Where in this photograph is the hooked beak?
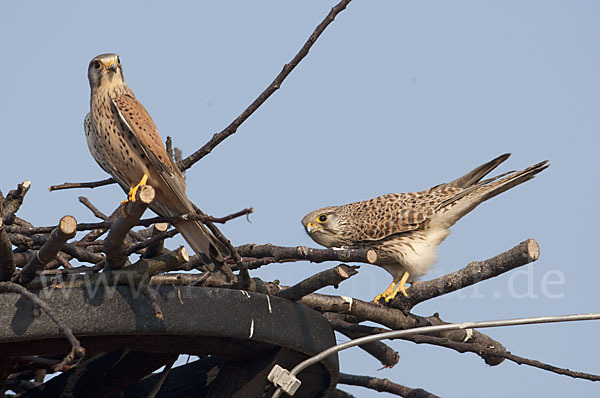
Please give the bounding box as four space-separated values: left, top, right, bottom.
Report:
104 62 118 73
306 222 320 234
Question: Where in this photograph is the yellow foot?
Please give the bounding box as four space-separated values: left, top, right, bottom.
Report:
120 174 149 217
384 271 410 302
384 284 408 302
128 174 149 202
373 280 398 303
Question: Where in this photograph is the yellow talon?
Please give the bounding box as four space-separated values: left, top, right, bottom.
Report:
120 174 149 216
374 272 410 303
373 280 398 303
385 272 410 302
128 174 149 202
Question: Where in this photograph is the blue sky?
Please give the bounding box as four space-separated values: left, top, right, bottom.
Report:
1 1 599 396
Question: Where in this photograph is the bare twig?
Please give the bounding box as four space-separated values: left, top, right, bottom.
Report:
338 373 440 398
165 136 174 163
104 185 154 270
0 281 85 367
6 208 253 236
78 196 109 220
500 351 600 382
277 264 359 301
13 216 77 286
179 0 353 170
391 239 540 310
48 177 116 192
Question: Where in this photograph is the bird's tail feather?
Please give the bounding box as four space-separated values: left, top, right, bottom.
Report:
174 220 229 271
447 153 511 188
435 159 549 228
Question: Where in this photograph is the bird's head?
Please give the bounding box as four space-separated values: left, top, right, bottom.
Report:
88 53 126 91
301 206 349 248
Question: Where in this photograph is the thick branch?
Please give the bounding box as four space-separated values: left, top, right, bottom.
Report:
277 264 359 301
300 293 505 365
179 0 353 170
13 216 77 286
61 243 104 265
391 239 540 310
236 244 377 269
104 185 154 270
338 373 440 398
126 246 190 276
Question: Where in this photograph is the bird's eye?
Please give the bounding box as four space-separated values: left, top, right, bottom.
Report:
117 57 120 65
317 214 328 223
94 61 102 70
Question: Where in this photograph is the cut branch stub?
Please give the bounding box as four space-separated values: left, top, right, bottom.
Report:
13 215 77 286
2 180 31 225
143 222 170 259
104 185 155 270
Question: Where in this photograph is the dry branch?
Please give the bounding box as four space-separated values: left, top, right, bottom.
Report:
125 228 179 256
126 246 190 276
277 264 359 301
300 293 505 365
2 181 31 225
104 185 154 270
236 244 377 270
78 196 109 220
61 243 104 264
338 373 440 398
391 239 540 310
326 313 399 368
6 207 252 236
179 0 353 170
143 222 170 258
13 216 77 286
48 177 115 192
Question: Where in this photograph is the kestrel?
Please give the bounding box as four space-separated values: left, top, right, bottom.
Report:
84 53 228 268
302 154 548 302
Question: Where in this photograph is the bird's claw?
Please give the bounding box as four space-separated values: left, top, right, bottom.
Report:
120 174 149 217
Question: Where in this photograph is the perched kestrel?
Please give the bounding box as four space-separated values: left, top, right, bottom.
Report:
302 154 548 302
84 53 228 267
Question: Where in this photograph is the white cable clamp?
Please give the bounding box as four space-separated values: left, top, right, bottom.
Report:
267 364 301 396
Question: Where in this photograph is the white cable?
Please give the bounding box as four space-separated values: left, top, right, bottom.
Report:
271 312 600 397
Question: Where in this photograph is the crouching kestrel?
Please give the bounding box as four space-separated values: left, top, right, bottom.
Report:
84 53 228 268
302 154 548 302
